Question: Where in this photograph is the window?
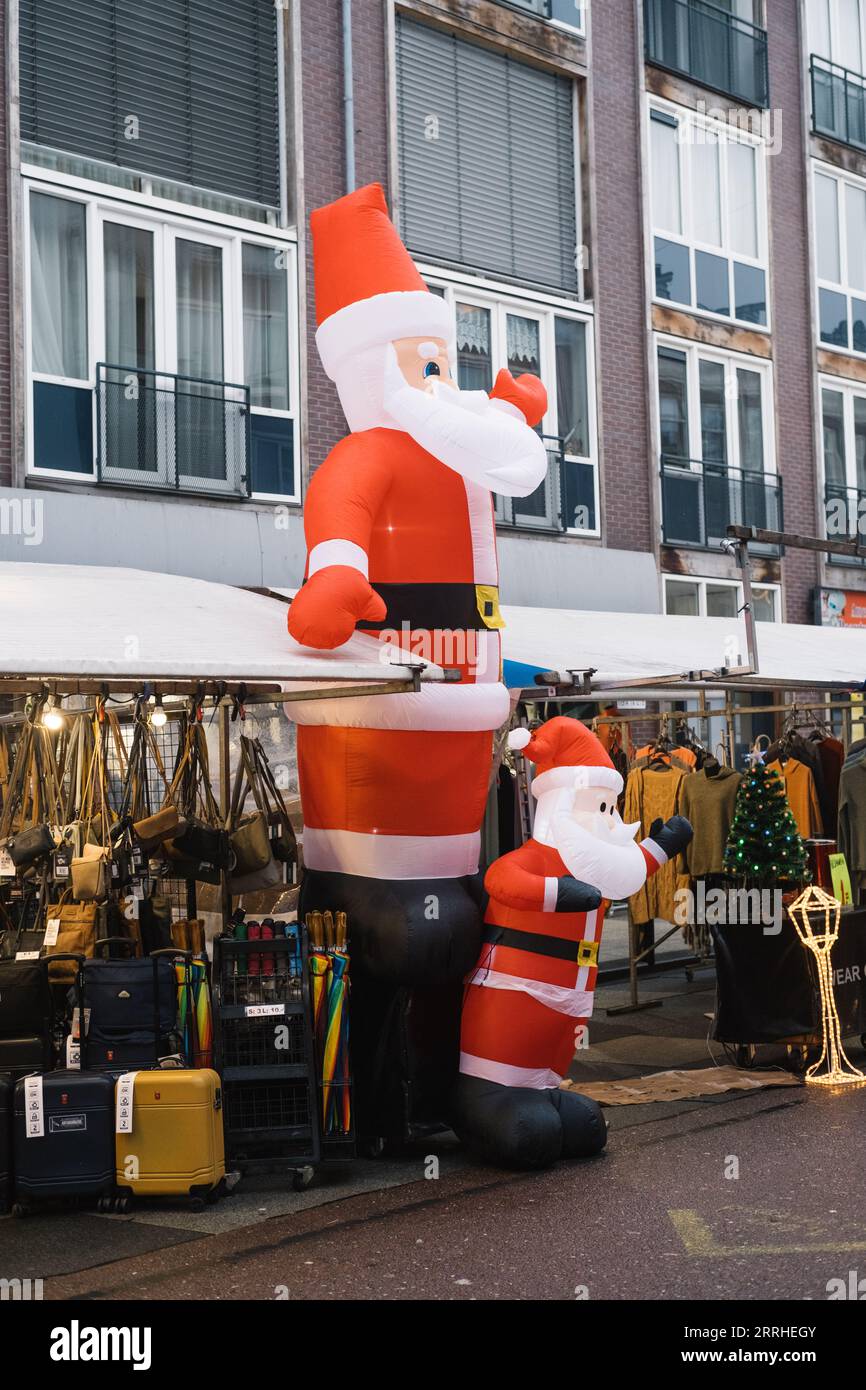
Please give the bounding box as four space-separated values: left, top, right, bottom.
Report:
508 0 584 30
820 376 866 552
644 0 769 109
19 0 280 209
396 17 580 294
649 102 769 328
809 0 866 74
665 576 779 622
656 337 780 549
814 166 866 355
425 272 598 535
26 181 298 499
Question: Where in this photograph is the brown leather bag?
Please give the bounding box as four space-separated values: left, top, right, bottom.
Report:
42 895 100 984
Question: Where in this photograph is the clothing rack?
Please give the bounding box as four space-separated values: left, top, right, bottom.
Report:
515 694 865 1017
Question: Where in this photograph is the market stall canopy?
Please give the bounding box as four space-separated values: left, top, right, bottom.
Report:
500 605 866 692
0 563 437 697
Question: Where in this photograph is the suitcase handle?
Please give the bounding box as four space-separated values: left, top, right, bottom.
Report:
47 953 88 1068
95 936 138 958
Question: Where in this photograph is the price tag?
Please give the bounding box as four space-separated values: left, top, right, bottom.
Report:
244 1004 285 1018
132 881 146 900
115 1073 138 1134
0 849 15 878
71 1007 91 1040
15 951 40 960
24 1076 44 1139
44 917 61 947
66 1036 81 1070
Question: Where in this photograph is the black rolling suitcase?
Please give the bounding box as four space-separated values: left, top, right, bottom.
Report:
0 1074 12 1212
82 940 187 1072
0 955 59 1079
11 954 116 1216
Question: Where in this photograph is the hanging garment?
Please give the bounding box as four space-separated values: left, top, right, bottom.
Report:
677 765 742 879
634 744 697 774
839 751 866 892
766 757 822 841
813 735 845 836
767 734 829 835
624 764 687 925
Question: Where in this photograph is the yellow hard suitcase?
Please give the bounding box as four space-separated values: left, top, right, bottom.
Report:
114 1068 225 1211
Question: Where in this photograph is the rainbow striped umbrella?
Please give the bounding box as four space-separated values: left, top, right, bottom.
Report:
309 952 331 1061
322 952 348 1132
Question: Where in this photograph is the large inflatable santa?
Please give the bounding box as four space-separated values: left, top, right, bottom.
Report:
454 717 692 1169
287 184 548 1140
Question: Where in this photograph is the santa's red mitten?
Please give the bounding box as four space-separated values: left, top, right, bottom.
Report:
288 567 386 650
489 368 547 428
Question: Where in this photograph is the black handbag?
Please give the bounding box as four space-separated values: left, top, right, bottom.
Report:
6 822 55 869
170 818 232 869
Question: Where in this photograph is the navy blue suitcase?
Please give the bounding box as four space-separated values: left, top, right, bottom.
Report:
0 1074 12 1212
82 942 187 1071
12 1070 115 1212
11 952 115 1215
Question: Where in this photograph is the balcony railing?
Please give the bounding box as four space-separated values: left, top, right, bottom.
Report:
811 55 866 152
96 363 251 499
661 456 783 554
496 435 597 534
645 0 769 108
825 482 866 565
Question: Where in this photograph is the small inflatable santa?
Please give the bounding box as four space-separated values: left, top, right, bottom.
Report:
454 716 693 1169
287 184 548 1139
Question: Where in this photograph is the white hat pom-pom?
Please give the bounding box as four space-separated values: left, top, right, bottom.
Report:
508 727 532 752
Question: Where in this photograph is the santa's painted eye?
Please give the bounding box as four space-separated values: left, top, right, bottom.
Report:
600 802 606 813
423 360 441 378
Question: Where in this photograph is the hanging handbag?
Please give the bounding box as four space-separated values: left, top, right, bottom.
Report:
41 889 101 984
6 822 56 869
139 890 174 955
161 721 231 880
69 716 113 901
249 737 298 866
228 738 273 876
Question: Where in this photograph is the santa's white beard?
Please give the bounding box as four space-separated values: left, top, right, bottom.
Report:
334 343 548 497
551 812 649 902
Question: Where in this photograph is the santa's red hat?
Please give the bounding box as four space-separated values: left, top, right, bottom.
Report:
508 716 623 798
311 183 453 381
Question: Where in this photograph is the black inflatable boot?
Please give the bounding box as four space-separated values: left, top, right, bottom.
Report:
451 1072 607 1170
300 868 485 1145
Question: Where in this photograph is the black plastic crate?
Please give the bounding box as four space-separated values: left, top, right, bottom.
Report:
217 943 304 1010
220 1013 307 1070
223 1079 316 1164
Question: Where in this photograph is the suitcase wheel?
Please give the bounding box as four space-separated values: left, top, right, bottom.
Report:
292 1166 314 1193
115 1195 132 1215
189 1196 207 1212
11 1202 31 1219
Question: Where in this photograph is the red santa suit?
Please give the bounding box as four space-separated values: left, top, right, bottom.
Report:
287 184 549 1140
454 716 692 1169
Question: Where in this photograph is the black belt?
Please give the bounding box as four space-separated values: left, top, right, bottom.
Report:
355 583 496 633
483 925 598 967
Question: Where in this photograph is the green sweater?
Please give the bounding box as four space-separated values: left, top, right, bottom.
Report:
677 766 742 879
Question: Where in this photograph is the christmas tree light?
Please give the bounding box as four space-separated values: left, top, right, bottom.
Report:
723 749 810 888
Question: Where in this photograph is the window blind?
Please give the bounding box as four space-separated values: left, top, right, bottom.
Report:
396 17 579 292
20 0 280 207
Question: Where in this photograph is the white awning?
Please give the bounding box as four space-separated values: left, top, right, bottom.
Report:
501 605 866 691
0 563 436 696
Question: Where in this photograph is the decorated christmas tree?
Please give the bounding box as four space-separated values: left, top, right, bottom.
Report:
723 752 810 887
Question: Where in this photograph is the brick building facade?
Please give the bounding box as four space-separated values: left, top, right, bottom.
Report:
0 0 863 633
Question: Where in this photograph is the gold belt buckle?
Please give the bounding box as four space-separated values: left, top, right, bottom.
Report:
576 939 599 969
476 584 505 630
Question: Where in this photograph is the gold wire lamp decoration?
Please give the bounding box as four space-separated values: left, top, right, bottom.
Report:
787 886 866 1087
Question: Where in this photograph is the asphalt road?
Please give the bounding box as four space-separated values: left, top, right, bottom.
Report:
37 1080 866 1302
